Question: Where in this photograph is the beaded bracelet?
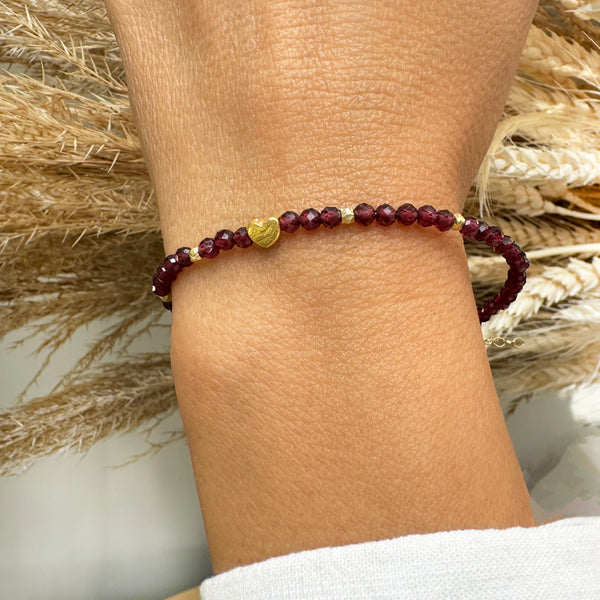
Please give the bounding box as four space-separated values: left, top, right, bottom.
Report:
152 202 529 324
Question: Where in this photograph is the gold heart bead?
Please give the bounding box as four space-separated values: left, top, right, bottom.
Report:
247 217 281 248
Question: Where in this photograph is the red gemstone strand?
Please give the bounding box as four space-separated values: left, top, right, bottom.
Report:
152 203 529 321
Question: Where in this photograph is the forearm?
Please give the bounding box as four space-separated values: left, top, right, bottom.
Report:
105 0 540 574
172 227 535 573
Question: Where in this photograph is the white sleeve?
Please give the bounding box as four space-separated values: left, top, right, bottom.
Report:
199 516 600 599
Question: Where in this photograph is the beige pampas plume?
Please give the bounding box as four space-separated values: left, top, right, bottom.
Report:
0 168 156 250
0 70 139 168
0 0 125 93
0 355 178 476
2 0 600 473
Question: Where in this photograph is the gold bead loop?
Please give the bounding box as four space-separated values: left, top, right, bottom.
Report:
340 207 355 224
452 213 466 230
189 247 202 262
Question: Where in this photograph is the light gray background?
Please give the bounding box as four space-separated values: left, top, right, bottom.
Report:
1 322 599 600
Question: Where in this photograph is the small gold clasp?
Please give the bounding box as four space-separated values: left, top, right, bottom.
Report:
484 336 525 349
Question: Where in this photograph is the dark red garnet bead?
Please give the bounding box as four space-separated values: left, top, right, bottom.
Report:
279 211 300 233
162 254 182 278
233 227 253 248
474 222 491 243
299 208 321 230
435 210 455 232
354 203 376 226
486 226 504 249
175 247 192 267
505 245 524 263
198 237 220 259
495 235 514 255
417 205 437 227
156 265 172 283
320 207 342 228
480 299 496 316
396 203 418 225
214 229 235 250
461 217 479 238
375 204 397 226
152 272 170 297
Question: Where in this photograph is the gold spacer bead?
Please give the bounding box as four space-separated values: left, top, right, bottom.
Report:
159 293 172 303
452 213 466 230
189 247 202 262
340 207 355 224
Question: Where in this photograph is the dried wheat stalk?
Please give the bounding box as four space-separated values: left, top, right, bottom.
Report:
559 0 600 21
491 339 600 394
495 215 599 250
534 0 600 51
520 24 600 90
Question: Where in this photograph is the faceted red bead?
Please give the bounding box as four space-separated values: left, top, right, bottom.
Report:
198 237 220 259
509 265 527 279
477 309 491 323
500 289 520 304
417 205 437 227
486 226 504 249
513 276 527 288
498 281 521 303
279 211 300 233
461 217 479 238
214 229 235 250
474 222 491 242
396 203 418 226
156 265 173 282
494 235 514 254
435 210 455 232
375 204 396 226
162 254 182 278
320 206 342 228
299 208 321 230
354 203 376 226
152 272 170 297
509 256 527 273
509 247 529 269
492 294 506 309
481 299 496 316
175 247 192 267
233 227 253 248
504 244 521 261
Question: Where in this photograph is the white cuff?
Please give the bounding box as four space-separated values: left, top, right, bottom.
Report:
199 516 600 599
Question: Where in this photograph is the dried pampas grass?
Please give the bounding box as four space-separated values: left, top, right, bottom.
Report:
0 355 178 476
2 0 600 474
